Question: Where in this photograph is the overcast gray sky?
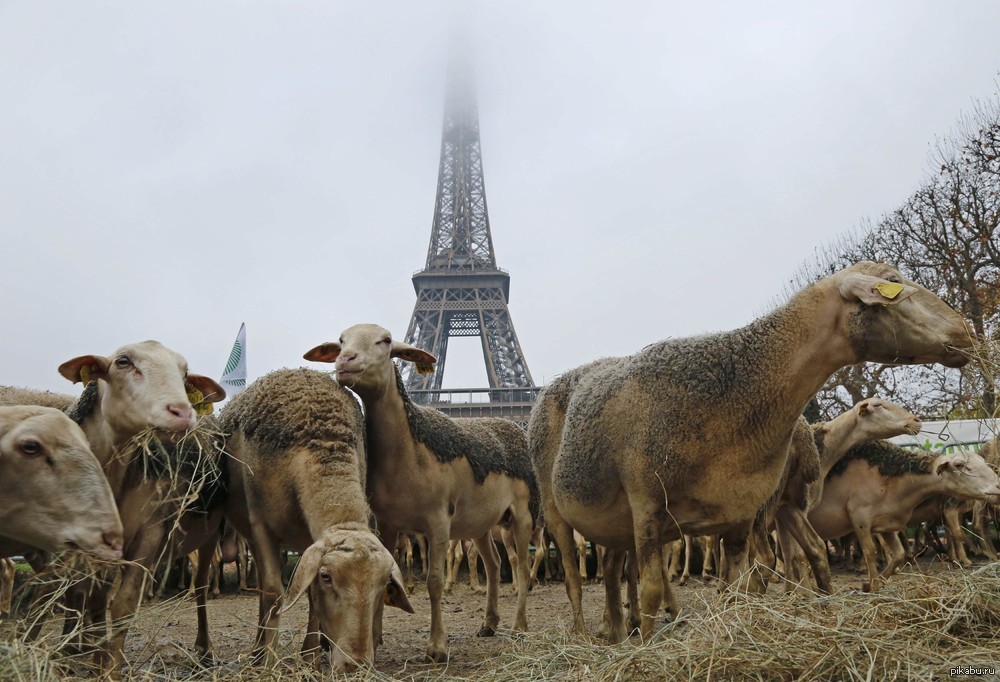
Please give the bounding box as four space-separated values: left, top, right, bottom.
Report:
2 1 999 396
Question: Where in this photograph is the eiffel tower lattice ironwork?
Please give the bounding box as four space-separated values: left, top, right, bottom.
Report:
400 58 537 420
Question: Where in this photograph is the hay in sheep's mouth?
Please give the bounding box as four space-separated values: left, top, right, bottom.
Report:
117 420 228 568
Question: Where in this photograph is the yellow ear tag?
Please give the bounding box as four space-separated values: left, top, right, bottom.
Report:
875 282 904 299
186 384 214 416
416 362 435 375
80 365 92 384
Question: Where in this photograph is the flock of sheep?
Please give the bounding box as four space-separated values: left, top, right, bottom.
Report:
1 259 998 676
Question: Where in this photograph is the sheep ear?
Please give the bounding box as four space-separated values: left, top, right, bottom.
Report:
838 274 918 306
385 562 414 613
280 543 324 614
935 458 954 476
185 375 226 403
303 342 342 364
58 355 110 384
390 342 436 372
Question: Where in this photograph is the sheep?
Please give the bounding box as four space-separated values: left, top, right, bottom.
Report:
892 495 975 569
531 261 975 640
304 323 539 664
218 368 413 673
765 399 922 591
0 405 123 559
2 341 227 673
970 438 999 560
810 441 1000 591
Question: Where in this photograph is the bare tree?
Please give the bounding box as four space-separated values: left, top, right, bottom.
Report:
786 90 1000 420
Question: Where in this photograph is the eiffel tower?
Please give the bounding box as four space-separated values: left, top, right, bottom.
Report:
400 54 537 422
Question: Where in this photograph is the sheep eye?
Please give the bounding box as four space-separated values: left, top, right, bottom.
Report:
319 569 333 584
115 356 132 368
19 439 43 456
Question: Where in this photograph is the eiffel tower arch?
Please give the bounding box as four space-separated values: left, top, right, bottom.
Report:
401 55 538 424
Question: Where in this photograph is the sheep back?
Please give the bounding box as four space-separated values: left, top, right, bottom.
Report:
829 440 933 479
395 368 540 521
220 368 367 490
0 385 77 412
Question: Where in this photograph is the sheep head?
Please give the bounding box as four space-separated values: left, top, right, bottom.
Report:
833 262 975 368
281 527 413 673
0 406 123 558
304 323 436 400
58 340 226 440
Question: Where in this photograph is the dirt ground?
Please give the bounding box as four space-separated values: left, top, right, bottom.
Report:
3 552 986 680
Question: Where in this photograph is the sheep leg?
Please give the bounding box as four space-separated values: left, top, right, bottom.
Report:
596 548 627 643
371 525 401 652
746 518 772 594
300 590 324 667
575 533 588 580
527 524 546 590
467 541 485 594
249 525 285 664
504 512 532 632
776 506 831 594
943 506 972 567
444 539 460 594
424 530 450 663
880 532 908 578
632 504 669 640
719 523 752 593
193 536 219 664
473 531 501 637
546 508 586 634
973 502 998 560
847 510 882 592
0 557 13 616
237 538 250 591
102 525 165 676
679 535 692 586
776 520 807 590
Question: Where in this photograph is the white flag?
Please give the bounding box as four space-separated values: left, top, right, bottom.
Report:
220 323 247 396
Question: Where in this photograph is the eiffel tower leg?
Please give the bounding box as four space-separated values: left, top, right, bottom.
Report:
480 303 534 388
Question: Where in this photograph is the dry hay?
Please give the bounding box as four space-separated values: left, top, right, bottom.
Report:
479 565 1000 681
3 563 1000 681
121 420 228 566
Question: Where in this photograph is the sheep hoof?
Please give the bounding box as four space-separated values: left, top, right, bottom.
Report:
425 649 449 664
477 625 496 637
197 651 217 668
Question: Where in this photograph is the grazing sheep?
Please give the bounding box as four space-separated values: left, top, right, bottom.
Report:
533 262 974 639
305 323 539 663
810 441 1000 591
0 406 123 559
219 368 413 673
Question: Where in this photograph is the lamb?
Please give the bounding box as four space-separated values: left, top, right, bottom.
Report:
532 261 974 640
219 368 413 673
2 341 227 673
0 405 123 559
809 440 1000 591
305 323 539 663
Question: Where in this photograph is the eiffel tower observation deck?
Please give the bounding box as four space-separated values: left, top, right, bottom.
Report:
400 53 538 425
